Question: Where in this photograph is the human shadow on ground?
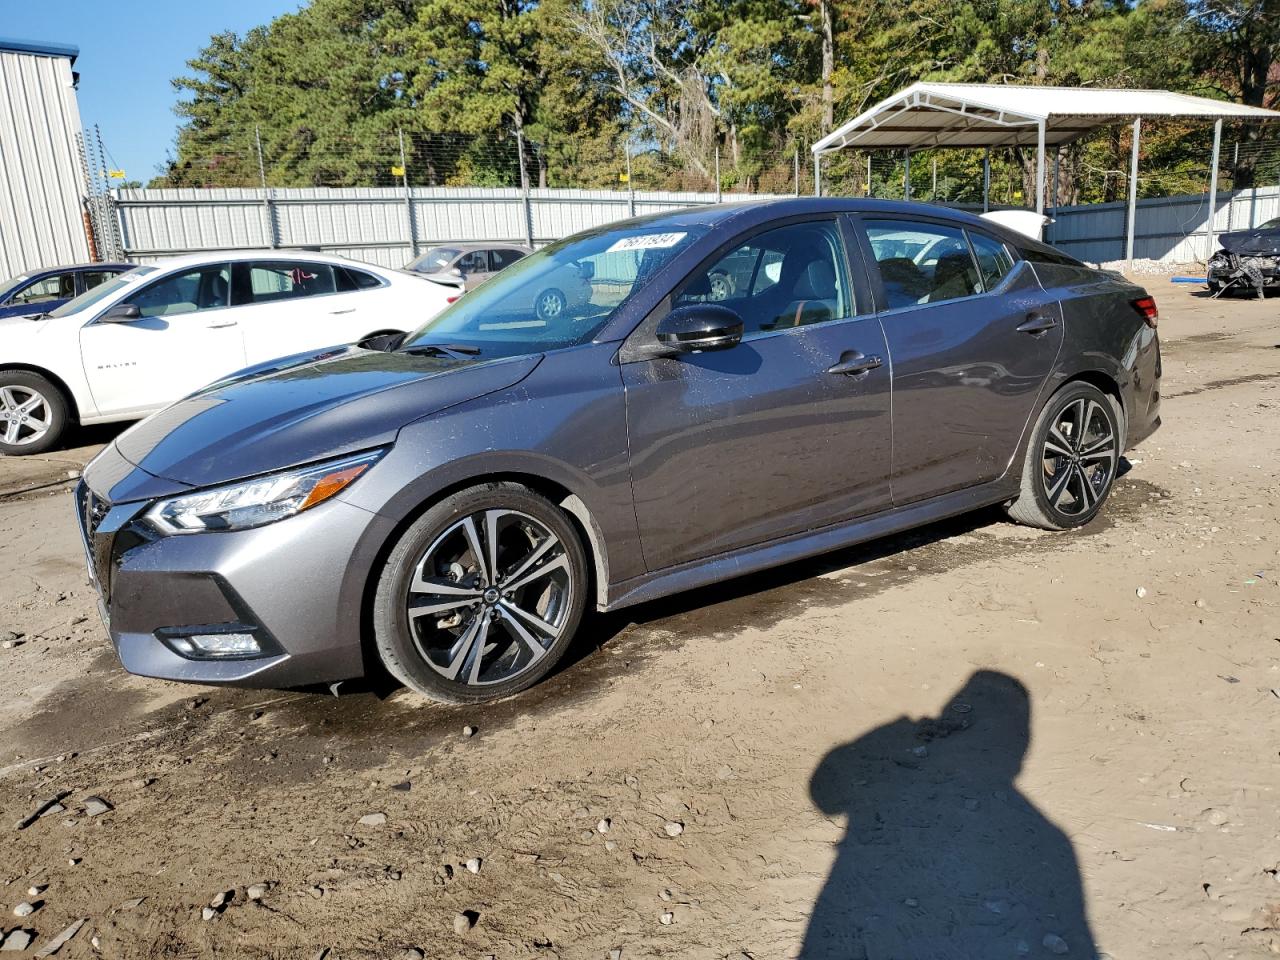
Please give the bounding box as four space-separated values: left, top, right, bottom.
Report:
802 670 1099 960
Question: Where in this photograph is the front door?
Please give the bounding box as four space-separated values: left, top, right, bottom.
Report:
622 218 893 571
79 263 247 417
858 217 1064 505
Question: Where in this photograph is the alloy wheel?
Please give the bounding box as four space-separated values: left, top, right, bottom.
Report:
1040 397 1117 517
0 385 52 447
405 509 573 686
537 291 565 319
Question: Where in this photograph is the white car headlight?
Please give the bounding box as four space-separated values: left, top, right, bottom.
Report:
145 450 383 535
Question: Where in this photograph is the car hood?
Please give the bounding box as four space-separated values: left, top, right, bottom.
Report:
113 345 542 486
1217 227 1280 257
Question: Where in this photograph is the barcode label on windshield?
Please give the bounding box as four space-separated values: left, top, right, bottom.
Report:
605 232 687 253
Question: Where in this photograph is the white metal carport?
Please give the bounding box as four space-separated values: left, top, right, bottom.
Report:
811 82 1280 260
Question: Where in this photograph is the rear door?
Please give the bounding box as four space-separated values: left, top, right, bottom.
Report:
78 263 247 416
622 217 893 571
856 217 1063 505
234 260 370 363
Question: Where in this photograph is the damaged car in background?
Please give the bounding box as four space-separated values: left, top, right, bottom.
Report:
1207 216 1280 297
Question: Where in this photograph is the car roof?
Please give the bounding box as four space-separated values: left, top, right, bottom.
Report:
136 249 388 272
424 243 532 253
603 198 1068 262
19 261 133 275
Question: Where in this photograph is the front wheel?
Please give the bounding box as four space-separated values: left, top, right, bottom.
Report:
0 371 69 456
1005 382 1121 530
371 482 588 703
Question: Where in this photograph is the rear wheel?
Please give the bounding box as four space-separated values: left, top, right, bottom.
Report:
372 482 588 703
1006 382 1120 530
0 371 68 456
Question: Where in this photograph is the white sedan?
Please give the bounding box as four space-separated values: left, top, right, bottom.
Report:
0 250 455 454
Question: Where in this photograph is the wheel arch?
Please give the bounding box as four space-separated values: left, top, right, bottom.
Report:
0 363 82 424
355 469 613 679
1059 367 1126 449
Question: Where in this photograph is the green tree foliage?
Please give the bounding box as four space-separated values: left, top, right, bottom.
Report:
159 0 1278 200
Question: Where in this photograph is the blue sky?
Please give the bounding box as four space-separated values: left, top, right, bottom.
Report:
4 0 299 182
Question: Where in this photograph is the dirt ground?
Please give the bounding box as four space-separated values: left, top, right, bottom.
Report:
0 281 1277 960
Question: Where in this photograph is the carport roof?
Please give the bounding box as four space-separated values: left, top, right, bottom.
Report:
812 82 1280 153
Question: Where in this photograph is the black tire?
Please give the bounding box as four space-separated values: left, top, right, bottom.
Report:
0 370 69 456
372 482 588 703
534 288 567 322
1005 382 1121 531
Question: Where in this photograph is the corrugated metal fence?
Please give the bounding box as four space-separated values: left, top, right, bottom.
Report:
1047 185 1280 264
112 187 790 269
108 183 1280 269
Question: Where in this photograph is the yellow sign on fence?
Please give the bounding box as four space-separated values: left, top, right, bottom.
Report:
108 169 126 179
391 165 405 177
618 172 629 183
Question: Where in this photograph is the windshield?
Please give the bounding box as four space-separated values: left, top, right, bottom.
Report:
0 273 32 302
399 224 706 358
48 266 151 318
408 247 461 272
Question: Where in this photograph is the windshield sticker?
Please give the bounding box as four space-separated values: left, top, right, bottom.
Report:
605 232 687 253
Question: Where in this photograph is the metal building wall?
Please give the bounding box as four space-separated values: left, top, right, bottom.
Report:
0 48 89 277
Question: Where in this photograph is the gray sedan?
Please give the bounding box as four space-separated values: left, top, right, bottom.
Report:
78 199 1161 703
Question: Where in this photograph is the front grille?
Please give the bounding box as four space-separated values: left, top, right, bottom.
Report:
76 482 113 598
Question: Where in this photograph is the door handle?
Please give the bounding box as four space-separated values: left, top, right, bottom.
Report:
329 308 356 315
206 319 238 329
1016 313 1058 335
827 350 883 377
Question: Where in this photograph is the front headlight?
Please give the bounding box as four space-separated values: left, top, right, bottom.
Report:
144 450 384 535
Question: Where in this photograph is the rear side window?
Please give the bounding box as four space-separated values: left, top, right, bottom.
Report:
967 232 1015 291
244 261 337 303
490 248 525 271
337 267 383 291
81 270 124 292
865 219 981 309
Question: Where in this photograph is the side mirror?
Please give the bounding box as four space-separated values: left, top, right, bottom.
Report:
100 302 142 323
577 261 596 281
450 266 464 278
656 304 744 353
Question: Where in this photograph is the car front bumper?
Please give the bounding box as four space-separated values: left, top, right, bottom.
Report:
76 453 393 689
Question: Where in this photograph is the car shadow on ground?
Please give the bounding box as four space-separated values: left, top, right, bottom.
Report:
799 669 1098 959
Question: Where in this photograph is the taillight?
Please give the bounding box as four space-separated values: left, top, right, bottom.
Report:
1131 296 1158 328
446 295 460 304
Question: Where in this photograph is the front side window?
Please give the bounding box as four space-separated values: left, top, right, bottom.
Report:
399 223 707 358
968 232 1015 291
127 265 230 318
456 251 488 274
674 220 853 335
245 261 337 303
12 273 75 305
865 219 981 309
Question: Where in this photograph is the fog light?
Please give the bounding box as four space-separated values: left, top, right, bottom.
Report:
161 629 264 660
188 633 260 657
